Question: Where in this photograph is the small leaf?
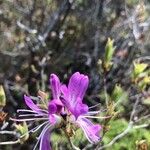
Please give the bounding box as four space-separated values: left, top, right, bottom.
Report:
133 62 148 79
103 38 116 71
105 38 115 63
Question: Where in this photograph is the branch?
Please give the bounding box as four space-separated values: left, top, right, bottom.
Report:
39 0 74 42
17 20 37 34
98 122 133 150
96 95 140 150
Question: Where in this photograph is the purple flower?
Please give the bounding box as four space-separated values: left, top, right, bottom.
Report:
10 72 102 149
61 72 102 143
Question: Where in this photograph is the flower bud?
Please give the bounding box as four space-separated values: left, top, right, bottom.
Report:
133 62 148 79
15 122 29 143
103 38 115 72
38 90 48 100
0 85 6 108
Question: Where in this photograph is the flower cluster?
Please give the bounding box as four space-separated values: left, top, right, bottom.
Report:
13 72 102 150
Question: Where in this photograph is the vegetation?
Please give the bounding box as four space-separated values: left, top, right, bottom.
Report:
0 0 149 149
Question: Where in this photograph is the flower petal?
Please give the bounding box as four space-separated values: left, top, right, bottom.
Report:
50 74 61 99
61 73 89 118
68 72 89 101
24 95 42 114
48 101 57 114
39 126 51 150
72 97 88 118
49 114 61 125
48 99 63 114
60 84 68 99
77 117 101 143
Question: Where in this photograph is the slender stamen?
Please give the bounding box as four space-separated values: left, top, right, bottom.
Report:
18 114 48 117
89 103 101 109
86 110 101 115
31 121 49 133
17 109 48 114
19 121 49 139
10 117 49 122
33 124 51 150
17 109 38 113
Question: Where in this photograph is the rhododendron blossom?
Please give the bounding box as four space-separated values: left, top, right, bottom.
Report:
11 72 102 150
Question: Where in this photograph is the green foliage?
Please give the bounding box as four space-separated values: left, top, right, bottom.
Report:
103 119 150 150
105 39 115 64
51 128 87 149
132 62 148 79
132 61 149 91
111 85 128 103
127 0 139 5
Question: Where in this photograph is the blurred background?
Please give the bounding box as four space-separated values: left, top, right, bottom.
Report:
0 0 150 149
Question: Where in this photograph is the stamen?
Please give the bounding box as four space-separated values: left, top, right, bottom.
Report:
31 121 49 133
33 124 51 150
17 109 38 113
86 110 101 115
19 121 49 139
18 114 48 117
10 117 49 122
17 109 48 114
89 103 101 109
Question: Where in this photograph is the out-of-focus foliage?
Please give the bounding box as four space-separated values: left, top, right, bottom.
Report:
103 119 150 150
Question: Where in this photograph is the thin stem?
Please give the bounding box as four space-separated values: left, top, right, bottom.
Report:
84 115 111 119
98 122 134 150
18 113 48 117
103 73 109 107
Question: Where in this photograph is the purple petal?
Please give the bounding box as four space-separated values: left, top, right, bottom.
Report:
24 95 42 114
48 101 57 114
39 126 51 150
72 97 88 118
50 74 61 99
49 114 61 125
77 117 101 143
49 114 56 124
48 99 63 114
60 84 68 99
68 72 89 101
61 73 89 118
